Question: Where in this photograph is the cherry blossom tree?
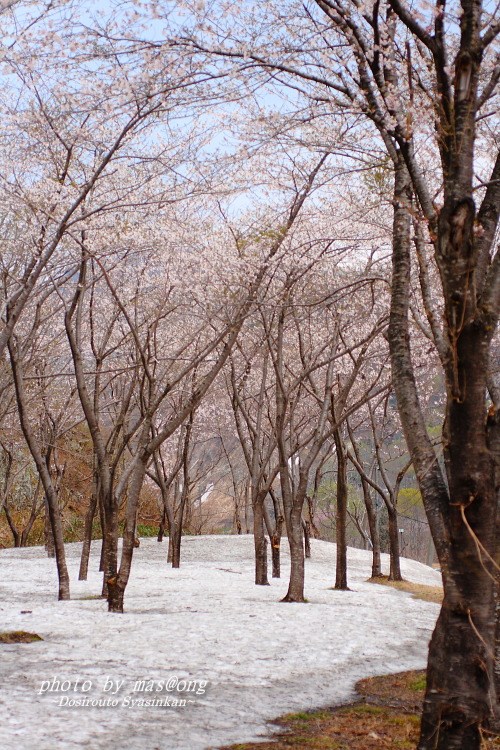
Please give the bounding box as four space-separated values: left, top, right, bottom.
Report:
177 0 500 741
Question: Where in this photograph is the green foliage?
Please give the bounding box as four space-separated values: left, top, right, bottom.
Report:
410 674 427 692
136 524 158 538
397 487 423 511
62 517 102 544
427 424 442 439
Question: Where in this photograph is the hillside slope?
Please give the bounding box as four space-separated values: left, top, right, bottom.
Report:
0 535 440 750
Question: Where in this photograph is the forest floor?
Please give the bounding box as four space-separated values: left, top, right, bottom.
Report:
0 535 443 749
221 670 500 750
220 576 500 749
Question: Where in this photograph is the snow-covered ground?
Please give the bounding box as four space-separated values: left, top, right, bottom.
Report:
0 535 441 750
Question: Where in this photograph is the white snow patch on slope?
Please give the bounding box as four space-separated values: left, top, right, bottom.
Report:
0 535 440 750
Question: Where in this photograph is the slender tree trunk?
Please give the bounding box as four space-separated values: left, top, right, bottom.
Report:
362 477 382 577
44 500 56 557
171 506 185 569
233 495 242 534
386 504 402 581
172 420 192 568
107 456 148 613
244 479 250 533
254 491 269 585
263 497 283 579
4 504 21 546
20 488 43 547
271 514 283 578
271 529 282 578
167 521 175 563
158 507 166 542
9 341 70 599
347 420 383 578
42 489 67 598
98 497 106 574
334 428 349 590
303 519 311 559
167 481 181 563
171 483 186 567
79 471 99 581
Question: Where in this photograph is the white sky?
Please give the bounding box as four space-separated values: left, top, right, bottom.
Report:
0 534 440 749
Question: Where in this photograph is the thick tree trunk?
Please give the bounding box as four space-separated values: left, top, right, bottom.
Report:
486 383 500 723
417 318 497 747
102 501 119 599
420 544 495 749
388 157 497 749
107 577 125 613
282 506 305 602
171 520 183 568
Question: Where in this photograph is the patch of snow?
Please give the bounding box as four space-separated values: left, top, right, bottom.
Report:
0 535 440 750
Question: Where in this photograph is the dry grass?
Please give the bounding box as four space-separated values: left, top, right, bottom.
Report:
368 575 443 604
0 631 43 643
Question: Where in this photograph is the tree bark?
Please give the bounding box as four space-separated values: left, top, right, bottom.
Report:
271 516 283 579
388 155 497 749
347 420 383 578
9 340 70 599
486 387 500 727
107 453 148 613
386 504 402 581
334 427 349 590
264 489 283 578
254 491 269 585
303 520 311 559
282 505 306 602
79 470 99 581
363 476 382 577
